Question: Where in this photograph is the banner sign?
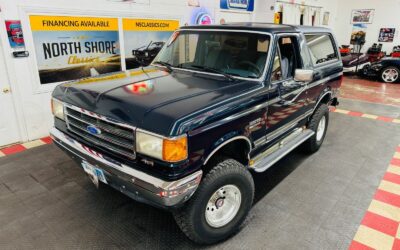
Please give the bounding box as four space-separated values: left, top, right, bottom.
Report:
5 20 25 48
29 15 121 84
123 18 179 70
220 0 254 12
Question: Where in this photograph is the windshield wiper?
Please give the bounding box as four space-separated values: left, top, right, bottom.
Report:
153 61 173 72
190 65 236 82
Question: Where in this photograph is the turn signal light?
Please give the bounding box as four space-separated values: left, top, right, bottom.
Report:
163 137 188 162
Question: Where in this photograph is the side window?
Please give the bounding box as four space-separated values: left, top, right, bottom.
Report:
270 49 282 82
277 36 301 79
305 34 338 65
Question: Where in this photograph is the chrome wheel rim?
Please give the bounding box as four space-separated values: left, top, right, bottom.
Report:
205 185 242 228
316 116 326 142
382 68 399 82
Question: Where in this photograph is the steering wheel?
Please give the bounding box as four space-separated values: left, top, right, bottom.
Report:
237 61 262 76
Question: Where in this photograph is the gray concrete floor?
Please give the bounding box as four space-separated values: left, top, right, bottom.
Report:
1 99 399 249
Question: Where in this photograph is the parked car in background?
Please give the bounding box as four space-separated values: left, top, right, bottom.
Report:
132 41 165 66
361 58 400 83
342 53 370 73
50 23 342 244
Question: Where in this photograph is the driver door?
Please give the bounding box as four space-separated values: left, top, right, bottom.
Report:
266 35 310 141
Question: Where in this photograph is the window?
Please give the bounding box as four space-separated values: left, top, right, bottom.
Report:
270 36 301 83
155 31 271 79
305 34 338 65
270 50 282 82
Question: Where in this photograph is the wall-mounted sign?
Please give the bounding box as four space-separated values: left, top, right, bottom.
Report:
196 13 213 25
30 15 121 84
5 20 25 48
123 18 179 70
220 0 254 12
350 24 367 45
351 9 374 24
378 28 395 43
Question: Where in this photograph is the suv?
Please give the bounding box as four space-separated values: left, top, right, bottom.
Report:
50 23 342 244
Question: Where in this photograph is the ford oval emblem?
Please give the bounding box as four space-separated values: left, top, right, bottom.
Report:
87 125 101 135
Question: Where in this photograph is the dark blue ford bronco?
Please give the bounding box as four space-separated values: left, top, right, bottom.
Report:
51 23 342 244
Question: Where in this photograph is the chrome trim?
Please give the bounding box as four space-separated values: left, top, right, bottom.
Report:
203 136 252 165
50 127 202 196
254 110 313 147
64 103 136 130
251 129 315 173
155 28 274 82
312 91 332 113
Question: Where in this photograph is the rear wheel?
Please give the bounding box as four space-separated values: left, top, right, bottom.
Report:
302 104 329 154
173 158 254 244
380 66 400 83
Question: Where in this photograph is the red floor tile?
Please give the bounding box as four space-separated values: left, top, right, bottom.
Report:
348 240 375 250
374 189 400 208
360 211 398 237
1 144 26 155
377 116 394 122
40 136 53 144
340 76 400 107
383 172 400 185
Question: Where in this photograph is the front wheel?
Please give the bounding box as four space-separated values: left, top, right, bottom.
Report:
173 158 254 244
302 104 329 154
380 66 400 83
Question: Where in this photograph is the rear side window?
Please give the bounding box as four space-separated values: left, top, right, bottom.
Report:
304 34 338 65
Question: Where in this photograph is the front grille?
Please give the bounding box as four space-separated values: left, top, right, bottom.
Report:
65 106 136 159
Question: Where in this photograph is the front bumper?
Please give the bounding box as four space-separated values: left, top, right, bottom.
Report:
50 127 202 209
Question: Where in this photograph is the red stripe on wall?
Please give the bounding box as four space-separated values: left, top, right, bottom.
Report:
348 240 375 250
0 144 26 155
383 172 400 186
374 189 400 208
360 211 399 237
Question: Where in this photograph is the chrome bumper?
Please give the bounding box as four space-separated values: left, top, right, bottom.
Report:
50 127 202 208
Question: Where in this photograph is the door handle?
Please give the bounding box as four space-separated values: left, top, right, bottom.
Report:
2 87 11 94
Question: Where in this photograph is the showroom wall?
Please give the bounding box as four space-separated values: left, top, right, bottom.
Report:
274 0 338 28
334 0 400 53
0 0 276 146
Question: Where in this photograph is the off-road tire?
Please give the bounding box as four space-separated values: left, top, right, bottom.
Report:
302 103 329 154
173 158 254 244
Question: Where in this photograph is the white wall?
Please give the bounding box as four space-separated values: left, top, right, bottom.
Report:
334 0 400 53
0 0 275 145
275 0 338 29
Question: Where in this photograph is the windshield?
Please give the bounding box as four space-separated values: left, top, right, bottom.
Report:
154 30 270 79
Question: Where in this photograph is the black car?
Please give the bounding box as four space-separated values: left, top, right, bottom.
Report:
50 23 342 244
132 41 165 66
362 57 400 83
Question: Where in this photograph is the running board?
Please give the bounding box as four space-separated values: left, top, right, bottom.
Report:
250 128 315 173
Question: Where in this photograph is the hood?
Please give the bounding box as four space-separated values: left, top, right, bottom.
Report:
53 66 260 135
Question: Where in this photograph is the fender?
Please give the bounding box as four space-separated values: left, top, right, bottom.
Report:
203 133 252 165
312 90 332 114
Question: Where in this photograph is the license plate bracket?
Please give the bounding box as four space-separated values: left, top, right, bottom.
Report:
81 161 108 187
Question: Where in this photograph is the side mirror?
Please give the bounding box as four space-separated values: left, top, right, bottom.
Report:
294 69 314 83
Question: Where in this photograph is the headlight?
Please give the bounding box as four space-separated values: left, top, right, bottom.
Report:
136 130 188 162
51 98 65 120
